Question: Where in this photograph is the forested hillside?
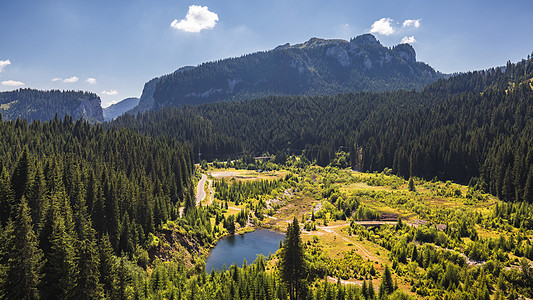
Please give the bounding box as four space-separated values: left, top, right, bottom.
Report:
114 55 533 203
0 116 198 298
0 89 104 122
132 34 442 112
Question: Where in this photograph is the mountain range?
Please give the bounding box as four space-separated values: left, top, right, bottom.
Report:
130 34 443 113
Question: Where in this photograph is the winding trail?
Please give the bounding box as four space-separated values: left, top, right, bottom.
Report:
180 173 209 217
196 174 208 206
316 224 379 262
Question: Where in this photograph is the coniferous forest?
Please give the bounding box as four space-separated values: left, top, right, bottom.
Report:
1 50 533 299
113 56 533 203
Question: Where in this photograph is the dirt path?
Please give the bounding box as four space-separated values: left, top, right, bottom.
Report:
196 174 207 206
180 174 209 217
316 223 379 262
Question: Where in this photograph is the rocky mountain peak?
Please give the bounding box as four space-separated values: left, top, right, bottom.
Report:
393 43 416 62
351 34 381 46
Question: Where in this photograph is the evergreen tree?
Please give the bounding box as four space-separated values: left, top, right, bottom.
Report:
524 166 533 203
368 280 376 299
28 163 47 229
40 195 78 299
4 197 44 299
279 217 307 300
99 234 117 297
11 148 35 201
408 177 416 192
379 265 394 297
0 166 15 225
72 189 103 299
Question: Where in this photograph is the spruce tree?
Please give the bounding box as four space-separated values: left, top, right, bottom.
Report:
524 166 533 203
408 177 416 192
99 234 117 297
11 148 35 201
0 166 15 225
5 197 44 299
279 217 306 300
380 265 394 296
40 195 78 299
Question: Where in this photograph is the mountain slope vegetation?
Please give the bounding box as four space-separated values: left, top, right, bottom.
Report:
114 54 533 203
132 34 442 112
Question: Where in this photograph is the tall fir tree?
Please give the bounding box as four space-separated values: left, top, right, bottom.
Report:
40 194 78 299
524 166 533 203
99 234 117 297
4 197 44 299
0 166 15 225
279 217 307 300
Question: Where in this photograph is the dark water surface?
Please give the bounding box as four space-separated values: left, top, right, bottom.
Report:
205 229 285 272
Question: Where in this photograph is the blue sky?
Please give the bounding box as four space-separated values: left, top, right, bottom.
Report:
1 0 532 107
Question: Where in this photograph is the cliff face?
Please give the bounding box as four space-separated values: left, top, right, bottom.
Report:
132 34 443 112
128 77 161 114
74 96 104 122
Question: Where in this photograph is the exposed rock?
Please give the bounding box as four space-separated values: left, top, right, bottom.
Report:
136 33 442 109
74 96 104 122
363 56 373 69
326 45 351 67
128 77 160 114
275 43 291 50
352 34 381 46
393 43 416 62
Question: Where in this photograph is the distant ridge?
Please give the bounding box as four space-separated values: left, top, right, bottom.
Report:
103 97 139 121
0 88 104 123
132 33 444 112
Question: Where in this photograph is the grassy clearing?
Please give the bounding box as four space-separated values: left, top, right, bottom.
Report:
209 168 288 182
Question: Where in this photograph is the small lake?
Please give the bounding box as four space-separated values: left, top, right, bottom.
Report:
205 229 285 272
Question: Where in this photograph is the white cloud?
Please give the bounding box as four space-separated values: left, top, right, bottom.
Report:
403 19 421 28
170 5 219 33
401 36 417 44
102 90 118 96
1 80 25 87
52 76 80 83
86 77 97 84
0 59 11 73
370 18 395 36
63 76 79 83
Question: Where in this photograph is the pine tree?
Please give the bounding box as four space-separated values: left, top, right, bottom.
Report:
72 188 103 299
524 166 533 203
40 195 78 299
11 148 35 201
408 177 416 192
380 265 394 296
279 217 307 300
5 197 44 299
0 166 15 225
99 234 117 297
28 163 47 229
368 280 375 299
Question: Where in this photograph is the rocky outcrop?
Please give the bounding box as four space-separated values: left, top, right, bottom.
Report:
393 44 416 63
74 96 104 122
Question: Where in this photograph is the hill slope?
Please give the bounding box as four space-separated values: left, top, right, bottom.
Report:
133 34 443 112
